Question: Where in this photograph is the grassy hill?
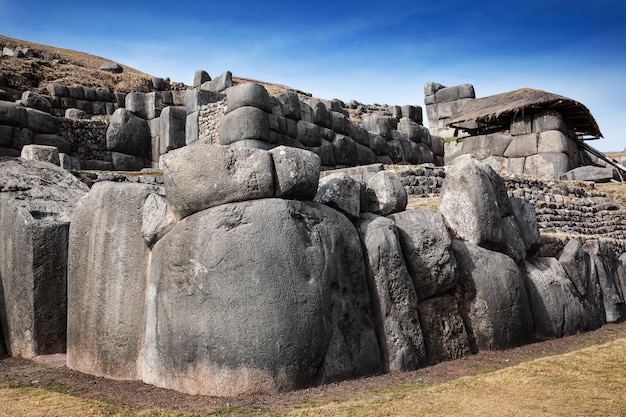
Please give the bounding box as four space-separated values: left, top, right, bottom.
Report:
0 34 309 98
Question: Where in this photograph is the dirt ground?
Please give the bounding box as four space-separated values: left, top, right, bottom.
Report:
1 321 625 416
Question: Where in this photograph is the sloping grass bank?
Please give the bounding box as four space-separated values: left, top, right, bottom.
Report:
288 338 626 417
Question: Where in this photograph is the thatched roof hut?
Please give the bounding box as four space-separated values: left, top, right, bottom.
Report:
445 88 602 139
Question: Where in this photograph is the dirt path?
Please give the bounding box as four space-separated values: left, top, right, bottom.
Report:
2 321 626 416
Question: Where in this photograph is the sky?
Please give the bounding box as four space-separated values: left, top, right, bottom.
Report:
1 0 625 151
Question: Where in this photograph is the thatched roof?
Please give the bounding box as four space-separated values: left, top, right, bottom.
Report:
446 88 602 139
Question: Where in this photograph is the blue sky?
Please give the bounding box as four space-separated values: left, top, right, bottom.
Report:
1 0 625 151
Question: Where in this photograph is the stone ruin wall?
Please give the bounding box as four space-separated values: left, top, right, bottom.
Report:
425 82 609 180
3 150 625 397
1 67 626 397
400 165 626 253
1 73 442 172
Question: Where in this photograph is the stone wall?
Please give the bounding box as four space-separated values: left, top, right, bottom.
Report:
427 82 609 180
445 110 592 179
399 163 626 253
56 118 109 162
506 176 626 251
424 82 476 139
45 83 117 117
60 149 625 397
191 82 443 170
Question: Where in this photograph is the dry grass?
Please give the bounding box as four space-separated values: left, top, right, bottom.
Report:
0 385 206 417
287 338 626 417
595 181 626 207
0 34 154 93
4 338 624 417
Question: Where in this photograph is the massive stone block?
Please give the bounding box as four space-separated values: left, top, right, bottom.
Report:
362 115 392 139
21 91 51 113
0 158 87 358
560 166 615 183
25 108 56 133
348 121 370 147
161 144 274 219
296 120 321 147
110 152 145 171
275 91 301 120
510 197 540 253
434 84 475 103
304 99 331 128
106 108 150 158
193 70 211 87
0 102 27 127
417 295 472 365
440 155 526 261
460 133 512 159
368 133 387 156
524 152 572 179
452 241 533 350
314 173 361 219
397 119 425 143
20 144 60 166
388 208 457 299
355 213 426 372
332 134 357 166
226 83 271 113
538 130 577 155
365 170 407 215
269 146 320 200
522 257 604 340
143 199 382 396
67 182 154 380
532 110 567 134
126 92 164 120
503 133 538 158
356 143 377 165
159 106 187 155
218 106 270 145
200 70 233 93
583 240 625 323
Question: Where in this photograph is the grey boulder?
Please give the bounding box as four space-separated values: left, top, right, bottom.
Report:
161 144 274 219
522 257 604 339
355 213 426 372
67 182 154 380
417 295 472 365
583 240 625 322
21 91 51 113
0 158 88 358
106 108 150 158
269 146 320 200
314 173 361 219
388 208 457 299
226 83 271 113
365 170 407 215
452 241 533 350
143 199 382 396
20 144 60 166
200 70 233 93
439 154 525 262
